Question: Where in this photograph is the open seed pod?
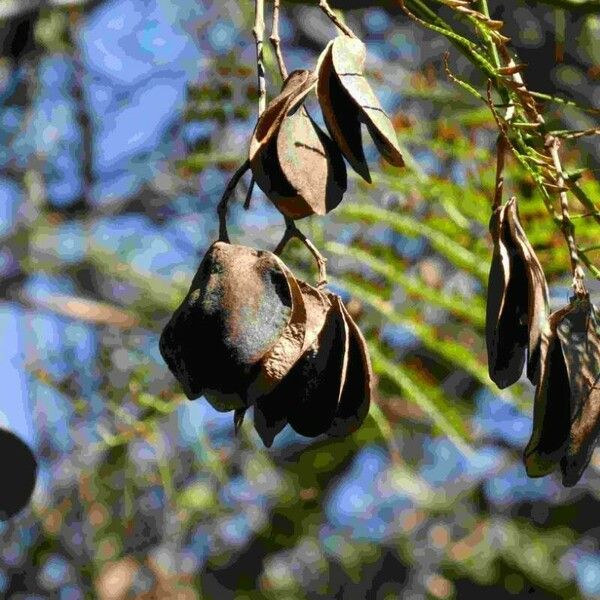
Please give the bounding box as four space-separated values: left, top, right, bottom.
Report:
327 300 373 437
0 428 37 521
253 280 333 446
316 35 404 183
253 286 372 447
159 241 307 412
249 70 347 220
558 297 600 486
523 304 573 478
485 197 549 389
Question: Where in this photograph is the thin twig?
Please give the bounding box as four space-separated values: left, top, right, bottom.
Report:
217 160 251 243
274 217 328 288
253 0 267 115
270 0 288 79
492 134 507 212
546 135 587 296
318 0 357 38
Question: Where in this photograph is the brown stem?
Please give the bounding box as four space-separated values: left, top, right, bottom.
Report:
274 218 328 288
270 0 288 79
318 0 357 38
217 160 251 243
492 134 507 212
546 136 587 296
244 177 255 210
253 0 267 115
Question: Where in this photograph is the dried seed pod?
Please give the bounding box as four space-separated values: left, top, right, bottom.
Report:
159 242 299 411
253 281 332 446
249 69 317 162
250 93 347 219
0 429 37 521
327 301 373 437
246 264 308 403
559 298 600 486
316 36 404 183
523 305 572 478
485 197 549 389
253 291 350 444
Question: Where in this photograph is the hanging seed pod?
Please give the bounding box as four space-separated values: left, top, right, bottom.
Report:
246 264 308 403
559 297 600 486
249 71 347 220
249 69 317 162
485 197 549 389
327 301 373 437
253 280 332 446
316 35 404 183
0 428 37 521
253 293 350 444
159 242 304 411
523 305 573 478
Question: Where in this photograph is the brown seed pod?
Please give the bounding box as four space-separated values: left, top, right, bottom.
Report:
559 297 600 486
253 281 333 446
0 428 37 521
316 35 404 183
485 197 549 389
327 301 373 437
253 291 350 444
249 69 317 162
250 108 347 219
246 263 308 403
523 305 573 478
159 242 298 411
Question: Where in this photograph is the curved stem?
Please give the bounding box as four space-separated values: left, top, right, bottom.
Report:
217 160 251 243
318 0 357 38
274 218 328 288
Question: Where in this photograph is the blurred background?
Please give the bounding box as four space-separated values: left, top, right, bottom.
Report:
1 0 600 597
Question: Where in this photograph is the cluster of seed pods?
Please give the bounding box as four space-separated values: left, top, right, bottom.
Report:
160 242 372 447
485 197 600 486
249 36 404 220
160 35 405 444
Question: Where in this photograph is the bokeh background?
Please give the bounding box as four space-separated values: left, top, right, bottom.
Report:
1 0 600 598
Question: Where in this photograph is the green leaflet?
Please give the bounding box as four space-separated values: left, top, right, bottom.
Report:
369 343 474 457
337 203 489 279
332 275 527 413
326 241 486 327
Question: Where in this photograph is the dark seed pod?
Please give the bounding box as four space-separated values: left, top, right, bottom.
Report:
246 263 308 403
285 295 349 437
159 242 301 411
559 297 600 486
249 71 347 220
316 36 404 183
523 305 573 478
327 301 373 437
485 197 549 389
0 429 37 521
253 280 332 446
